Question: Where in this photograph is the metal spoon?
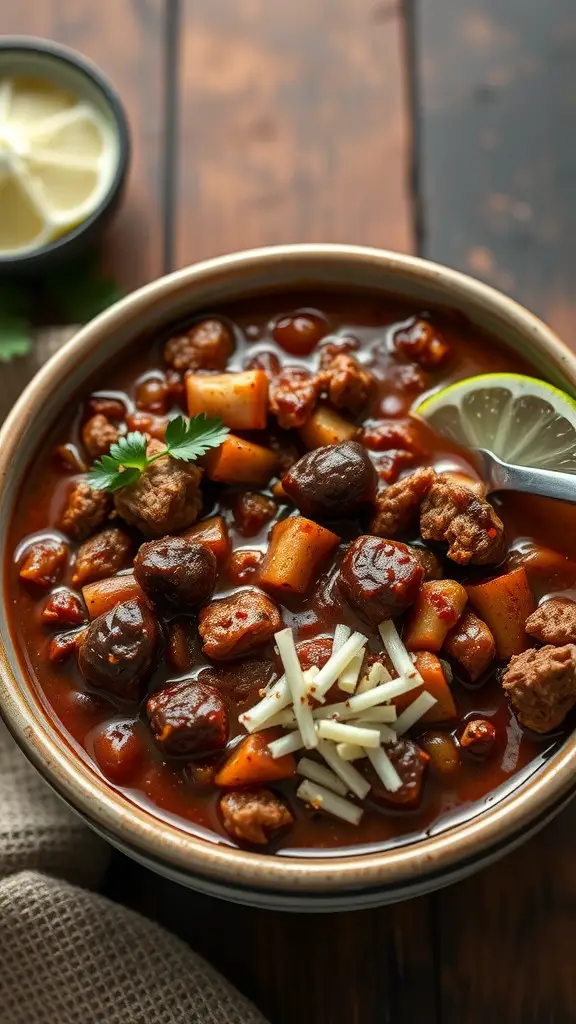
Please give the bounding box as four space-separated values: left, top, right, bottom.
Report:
474 448 576 503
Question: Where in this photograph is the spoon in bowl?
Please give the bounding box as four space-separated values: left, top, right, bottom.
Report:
474 448 576 503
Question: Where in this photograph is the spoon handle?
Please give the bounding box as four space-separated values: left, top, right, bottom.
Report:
484 457 576 503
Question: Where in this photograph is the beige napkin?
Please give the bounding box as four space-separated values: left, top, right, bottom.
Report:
0 722 268 1024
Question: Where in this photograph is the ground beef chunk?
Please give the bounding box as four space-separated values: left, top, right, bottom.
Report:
19 540 68 589
407 544 444 581
282 441 377 519
220 789 293 845
371 468 436 538
147 679 228 757
41 589 86 626
81 414 120 459
197 658 276 707
420 475 506 565
368 739 430 808
114 439 203 537
319 346 375 413
198 589 282 660
164 318 234 372
126 410 169 441
525 598 576 646
339 535 423 623
269 367 322 429
77 600 159 701
502 644 576 733
60 480 111 541
72 527 133 587
233 492 277 537
393 318 450 368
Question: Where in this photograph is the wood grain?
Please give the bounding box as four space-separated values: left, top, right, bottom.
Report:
174 0 413 267
416 0 576 343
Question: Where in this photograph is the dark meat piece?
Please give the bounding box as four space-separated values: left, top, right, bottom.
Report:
420 475 506 565
19 540 67 589
48 630 86 664
60 480 111 541
295 636 334 672
407 544 444 581
371 467 436 537
368 739 429 808
135 376 169 414
246 350 281 377
220 789 293 845
233 492 277 537
134 535 217 610
526 598 576 646
339 535 423 623
77 599 159 701
282 441 377 520
53 443 87 474
228 549 263 584
197 658 276 706
444 610 495 682
419 730 460 775
319 346 375 414
361 420 425 455
375 449 419 485
164 318 234 372
125 410 168 442
114 439 203 537
147 679 228 757
460 718 497 758
502 644 576 733
269 367 322 429
165 619 194 673
389 361 429 395
72 527 133 587
41 589 86 627
85 397 126 421
393 318 450 368
93 720 145 784
81 414 120 459
267 432 301 475
198 589 282 660
272 311 327 356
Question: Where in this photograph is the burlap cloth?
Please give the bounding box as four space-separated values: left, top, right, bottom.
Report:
0 722 268 1023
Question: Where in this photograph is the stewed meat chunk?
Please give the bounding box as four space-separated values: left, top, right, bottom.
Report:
42 589 86 627
114 439 203 536
339 535 423 623
269 367 322 429
371 467 436 538
60 480 111 541
77 600 159 700
460 718 497 757
164 318 234 372
369 739 430 808
393 318 450 368
134 535 217 609
220 789 293 845
72 527 133 587
198 589 282 660
502 644 576 733
197 659 276 706
420 475 506 565
319 346 375 413
407 544 444 581
19 539 67 589
233 492 277 537
444 610 496 682
525 598 576 646
147 679 228 757
283 441 377 520
81 414 120 459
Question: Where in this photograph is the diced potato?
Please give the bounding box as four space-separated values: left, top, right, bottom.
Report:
259 516 340 595
466 567 535 659
444 609 495 682
82 572 145 619
419 730 460 775
394 651 457 723
186 369 268 430
299 403 359 449
183 515 231 565
203 435 279 485
403 580 468 652
215 732 296 787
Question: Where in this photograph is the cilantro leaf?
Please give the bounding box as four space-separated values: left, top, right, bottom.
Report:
88 455 141 493
165 414 229 461
0 317 33 363
109 432 150 470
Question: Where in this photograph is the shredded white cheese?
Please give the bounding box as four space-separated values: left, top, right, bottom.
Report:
366 745 403 793
296 779 363 826
239 675 290 733
297 757 348 796
332 623 351 655
337 650 365 694
355 706 397 723
332 676 420 719
356 661 391 694
317 739 371 800
316 720 380 748
335 742 365 762
275 628 317 749
378 619 423 684
313 632 368 701
267 730 305 759
356 721 397 744
394 691 437 735
261 709 298 729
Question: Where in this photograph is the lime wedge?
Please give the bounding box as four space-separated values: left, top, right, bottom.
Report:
414 373 576 473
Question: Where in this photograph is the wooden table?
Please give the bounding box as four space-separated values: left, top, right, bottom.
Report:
3 2 576 1021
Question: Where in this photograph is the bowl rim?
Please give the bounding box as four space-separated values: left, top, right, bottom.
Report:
2 241 576 895
0 36 130 267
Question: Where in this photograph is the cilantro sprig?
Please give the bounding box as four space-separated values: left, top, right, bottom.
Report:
88 414 229 493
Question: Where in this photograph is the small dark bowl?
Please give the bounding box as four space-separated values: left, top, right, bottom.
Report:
0 38 130 275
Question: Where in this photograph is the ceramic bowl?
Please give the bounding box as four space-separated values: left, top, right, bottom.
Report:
1 244 575 911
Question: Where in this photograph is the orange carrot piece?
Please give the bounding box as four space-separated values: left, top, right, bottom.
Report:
299 403 359 449
393 651 457 723
183 515 231 565
203 435 279 486
259 516 340 595
466 567 535 659
215 732 296 787
82 572 145 619
186 369 268 429
404 580 468 652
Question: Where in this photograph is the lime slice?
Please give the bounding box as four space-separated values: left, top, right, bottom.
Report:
414 373 576 473
0 76 119 255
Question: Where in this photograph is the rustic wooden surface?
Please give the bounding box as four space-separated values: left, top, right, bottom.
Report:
2 1 575 1021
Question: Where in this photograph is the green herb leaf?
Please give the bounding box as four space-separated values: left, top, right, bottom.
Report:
108 432 150 470
165 414 229 461
0 317 33 363
88 456 141 493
